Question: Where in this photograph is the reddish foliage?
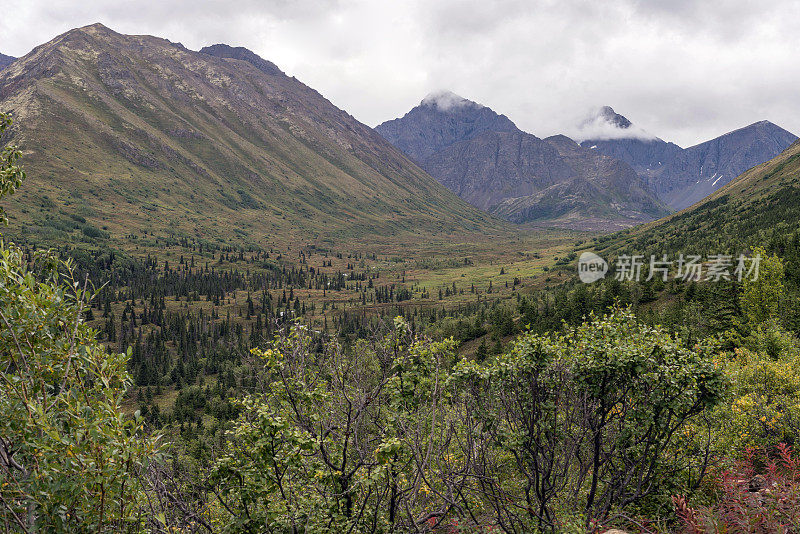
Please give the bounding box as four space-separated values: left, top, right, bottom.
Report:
674 443 800 533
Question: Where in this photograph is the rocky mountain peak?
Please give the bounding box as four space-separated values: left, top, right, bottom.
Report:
60 22 119 43
377 96 667 227
0 23 497 243
580 111 797 211
575 106 653 143
420 90 481 112
79 22 114 33
597 106 632 129
375 92 517 162
725 119 786 139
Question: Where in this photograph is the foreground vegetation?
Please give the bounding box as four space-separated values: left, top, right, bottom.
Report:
3 111 800 532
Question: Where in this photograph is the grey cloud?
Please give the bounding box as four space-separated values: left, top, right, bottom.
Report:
1 0 799 147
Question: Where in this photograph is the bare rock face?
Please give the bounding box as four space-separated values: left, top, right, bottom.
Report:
0 53 14 70
652 121 798 210
199 44 284 77
422 130 573 211
581 137 684 185
592 106 632 129
376 91 518 163
377 94 668 227
580 108 797 211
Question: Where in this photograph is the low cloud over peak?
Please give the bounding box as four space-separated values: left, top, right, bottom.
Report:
571 106 658 142
420 90 482 112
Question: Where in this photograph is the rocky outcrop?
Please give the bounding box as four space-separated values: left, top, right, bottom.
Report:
0 54 14 71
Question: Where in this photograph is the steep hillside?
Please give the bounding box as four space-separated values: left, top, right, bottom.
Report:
601 139 800 256
377 94 667 228
580 108 797 211
0 54 14 70
491 135 667 226
653 121 797 210
0 24 501 249
584 136 683 177
421 130 573 211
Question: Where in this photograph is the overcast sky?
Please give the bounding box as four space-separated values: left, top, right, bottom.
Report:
2 0 799 147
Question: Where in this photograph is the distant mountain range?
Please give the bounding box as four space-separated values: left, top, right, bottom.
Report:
2 23 795 239
377 93 668 228
0 53 14 70
0 24 501 247
378 97 796 223
603 137 800 258
580 107 797 210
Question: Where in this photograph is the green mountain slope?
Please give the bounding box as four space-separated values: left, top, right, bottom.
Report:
601 139 800 256
0 24 502 249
